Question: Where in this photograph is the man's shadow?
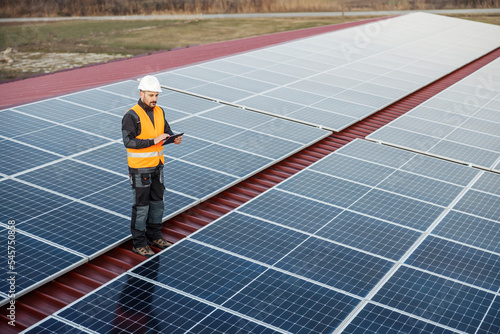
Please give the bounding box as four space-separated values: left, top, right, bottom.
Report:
112 256 160 333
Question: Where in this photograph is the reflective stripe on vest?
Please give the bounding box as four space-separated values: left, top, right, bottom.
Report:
126 104 165 169
127 149 164 158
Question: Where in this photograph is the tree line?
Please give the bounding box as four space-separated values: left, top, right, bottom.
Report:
1 0 498 17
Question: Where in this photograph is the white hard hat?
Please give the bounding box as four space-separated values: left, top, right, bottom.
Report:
138 75 162 92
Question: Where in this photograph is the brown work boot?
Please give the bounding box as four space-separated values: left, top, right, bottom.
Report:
132 245 155 257
150 238 172 249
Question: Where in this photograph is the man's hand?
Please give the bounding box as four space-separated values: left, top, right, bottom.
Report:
174 135 183 145
154 133 169 144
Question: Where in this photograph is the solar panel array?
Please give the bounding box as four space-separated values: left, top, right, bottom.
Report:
368 57 500 172
0 79 330 304
29 139 500 333
10 12 500 334
156 12 500 131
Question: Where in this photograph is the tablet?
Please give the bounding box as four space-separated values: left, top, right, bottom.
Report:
163 133 184 145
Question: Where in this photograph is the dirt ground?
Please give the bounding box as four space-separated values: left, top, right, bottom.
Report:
0 48 131 82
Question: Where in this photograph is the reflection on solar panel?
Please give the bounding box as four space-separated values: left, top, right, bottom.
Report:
42 139 500 333
1 80 329 304
368 57 500 172
156 13 500 131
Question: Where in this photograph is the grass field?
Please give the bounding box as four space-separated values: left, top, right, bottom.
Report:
1 13 499 82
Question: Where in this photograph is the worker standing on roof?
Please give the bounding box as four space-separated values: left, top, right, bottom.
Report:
122 75 183 257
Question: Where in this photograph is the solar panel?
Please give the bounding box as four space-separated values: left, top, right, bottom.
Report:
156 13 500 131
368 57 500 172
40 139 500 333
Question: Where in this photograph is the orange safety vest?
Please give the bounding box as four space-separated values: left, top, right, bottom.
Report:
126 104 165 169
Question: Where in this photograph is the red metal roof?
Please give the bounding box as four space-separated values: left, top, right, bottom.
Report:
1 16 499 333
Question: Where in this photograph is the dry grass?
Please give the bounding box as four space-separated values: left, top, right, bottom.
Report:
1 0 499 17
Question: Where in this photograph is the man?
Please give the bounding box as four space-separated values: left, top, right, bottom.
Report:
122 75 182 257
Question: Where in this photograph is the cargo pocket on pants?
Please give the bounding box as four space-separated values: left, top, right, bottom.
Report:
139 173 151 187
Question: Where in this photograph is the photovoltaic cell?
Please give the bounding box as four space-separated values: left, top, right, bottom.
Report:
1 139 61 176
162 135 212 159
219 130 302 160
79 180 131 216
0 179 72 224
335 137 415 168
201 105 276 128
60 89 137 112
343 303 458 334
287 107 357 130
372 266 495 333
477 298 500 334
349 189 445 231
16 159 127 200
222 269 360 334
98 80 139 99
172 116 244 142
278 170 371 208
131 241 266 305
22 317 91 334
65 112 123 140
0 229 85 299
433 210 500 254
377 171 463 206
162 160 237 200
0 110 55 137
274 237 393 296
20 124 112 156
13 98 102 123
310 154 396 186
192 212 306 265
251 117 329 144
72 142 129 176
217 76 278 94
406 236 500 291
187 309 283 334
161 89 221 114
315 210 422 260
400 153 479 186
180 144 273 178
311 98 374 119
454 190 500 221
238 189 344 234
17 201 129 257
189 83 253 102
264 87 326 105
472 171 500 195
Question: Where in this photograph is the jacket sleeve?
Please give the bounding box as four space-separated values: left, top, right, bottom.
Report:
122 110 155 149
163 108 175 136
